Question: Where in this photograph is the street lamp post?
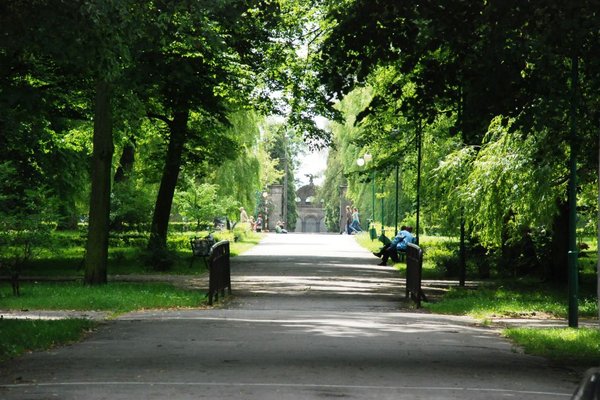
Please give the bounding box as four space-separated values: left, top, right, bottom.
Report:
357 154 377 240
363 153 377 240
262 191 269 232
394 164 399 236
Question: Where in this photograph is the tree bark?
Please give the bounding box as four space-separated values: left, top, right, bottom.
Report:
111 137 137 231
148 109 189 252
114 137 136 183
548 199 569 283
84 80 113 285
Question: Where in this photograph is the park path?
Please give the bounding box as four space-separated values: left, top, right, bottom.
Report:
0 233 581 399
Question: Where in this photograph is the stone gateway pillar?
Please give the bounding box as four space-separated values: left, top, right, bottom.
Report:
267 184 284 232
295 180 326 233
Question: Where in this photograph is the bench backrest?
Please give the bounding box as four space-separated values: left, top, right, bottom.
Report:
190 236 215 256
207 240 231 305
406 242 424 307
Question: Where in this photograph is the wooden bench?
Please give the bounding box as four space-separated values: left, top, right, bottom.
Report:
405 243 427 308
190 235 215 269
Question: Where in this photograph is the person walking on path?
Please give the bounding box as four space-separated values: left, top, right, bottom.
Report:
344 205 353 234
349 207 362 233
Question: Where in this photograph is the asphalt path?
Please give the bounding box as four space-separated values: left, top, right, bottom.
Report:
0 233 580 399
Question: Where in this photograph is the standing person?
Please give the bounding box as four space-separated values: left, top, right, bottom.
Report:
239 207 249 223
256 214 263 232
350 207 362 233
345 205 353 234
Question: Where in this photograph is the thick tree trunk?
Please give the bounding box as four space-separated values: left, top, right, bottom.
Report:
84 81 113 285
548 199 569 283
148 110 189 253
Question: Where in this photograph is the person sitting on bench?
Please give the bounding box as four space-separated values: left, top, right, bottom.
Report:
373 226 415 266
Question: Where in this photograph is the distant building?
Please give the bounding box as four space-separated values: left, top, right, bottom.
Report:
294 177 326 233
266 176 327 233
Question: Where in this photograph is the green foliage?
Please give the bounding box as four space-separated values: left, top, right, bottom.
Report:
462 117 560 247
110 178 155 229
0 319 97 362
317 0 600 286
0 162 59 285
260 120 300 229
174 180 237 231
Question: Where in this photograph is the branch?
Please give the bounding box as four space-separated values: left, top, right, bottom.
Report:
147 112 172 126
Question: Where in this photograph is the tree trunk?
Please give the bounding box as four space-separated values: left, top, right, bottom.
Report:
111 137 136 231
56 199 79 230
114 137 136 183
459 212 466 286
84 81 113 285
548 199 569 283
148 110 189 253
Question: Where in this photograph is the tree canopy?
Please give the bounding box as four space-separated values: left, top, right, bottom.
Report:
1 1 598 297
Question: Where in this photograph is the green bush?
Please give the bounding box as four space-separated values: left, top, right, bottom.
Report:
420 238 459 277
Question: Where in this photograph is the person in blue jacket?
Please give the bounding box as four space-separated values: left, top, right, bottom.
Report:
373 226 415 266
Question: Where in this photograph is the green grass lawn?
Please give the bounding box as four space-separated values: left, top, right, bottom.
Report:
0 319 98 362
0 281 206 314
504 327 600 367
0 229 263 362
423 285 598 319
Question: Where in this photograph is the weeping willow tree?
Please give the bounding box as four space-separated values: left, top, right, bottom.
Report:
205 111 282 223
462 117 560 246
320 86 374 231
430 116 568 277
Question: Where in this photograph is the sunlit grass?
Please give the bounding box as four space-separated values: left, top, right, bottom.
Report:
0 319 97 362
0 282 206 313
21 229 263 277
505 327 600 366
230 230 263 256
423 286 599 319
354 231 380 252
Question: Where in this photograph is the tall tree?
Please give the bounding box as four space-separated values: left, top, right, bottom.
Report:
82 0 142 284
1 0 142 284
136 1 283 257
